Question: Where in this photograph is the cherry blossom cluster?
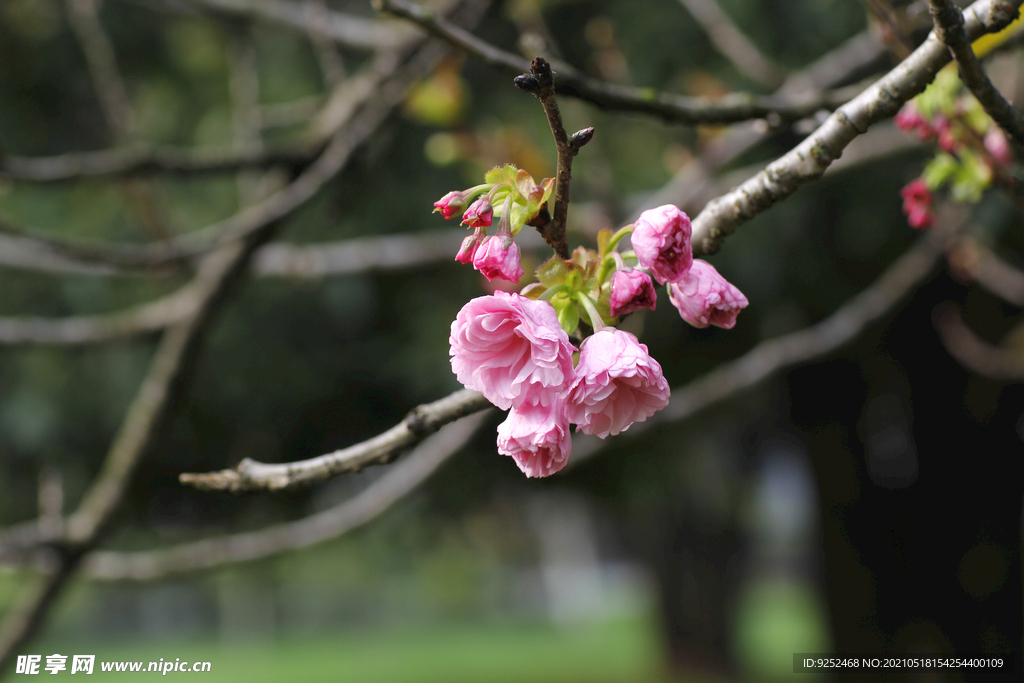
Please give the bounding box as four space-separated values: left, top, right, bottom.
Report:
437 174 748 477
894 68 1014 229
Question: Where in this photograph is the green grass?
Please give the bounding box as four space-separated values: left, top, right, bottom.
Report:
26 619 665 683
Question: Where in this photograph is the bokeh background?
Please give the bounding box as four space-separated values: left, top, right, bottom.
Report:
0 0 1021 681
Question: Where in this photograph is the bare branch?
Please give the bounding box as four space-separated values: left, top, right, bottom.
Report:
81 414 487 581
376 0 856 125
933 301 1024 379
65 0 135 138
689 0 1023 256
181 389 491 492
929 0 1024 145
675 0 785 88
514 57 593 258
0 144 321 183
0 285 197 346
950 236 1024 305
135 0 417 51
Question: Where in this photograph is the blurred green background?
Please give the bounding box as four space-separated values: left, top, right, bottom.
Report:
1 0 1021 681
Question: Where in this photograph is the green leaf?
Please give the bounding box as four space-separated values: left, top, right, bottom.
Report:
922 153 958 190
557 304 579 335
484 164 518 187
597 229 614 257
520 283 545 299
536 256 572 288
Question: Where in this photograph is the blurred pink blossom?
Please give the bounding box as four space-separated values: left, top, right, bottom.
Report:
565 328 670 438
985 126 1012 167
667 259 748 329
900 179 934 230
450 291 576 410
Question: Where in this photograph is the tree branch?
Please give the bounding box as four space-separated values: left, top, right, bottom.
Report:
180 389 492 492
689 0 1023 256
675 0 785 88
514 57 593 258
933 301 1024 379
376 0 856 125
929 0 1024 145
949 236 1024 306
79 414 487 581
131 0 416 51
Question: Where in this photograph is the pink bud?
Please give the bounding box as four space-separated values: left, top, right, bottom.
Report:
609 269 657 317
631 205 693 285
472 236 525 283
455 229 485 264
497 392 572 478
433 190 466 219
894 103 926 133
565 328 670 438
985 126 1012 167
900 179 934 230
667 260 748 329
462 198 493 228
449 291 576 411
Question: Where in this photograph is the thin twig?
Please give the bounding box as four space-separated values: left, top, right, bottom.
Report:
675 0 785 87
689 0 1023 256
933 301 1024 379
179 389 492 492
514 57 593 258
929 0 1024 145
376 0 856 125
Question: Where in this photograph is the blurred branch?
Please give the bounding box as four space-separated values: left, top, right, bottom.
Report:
950 236 1024 305
929 0 1024 144
376 0 856 125
675 0 785 87
65 0 135 138
128 0 416 51
0 44 451 270
81 414 487 581
933 301 1024 378
304 0 348 88
689 0 1023 256
180 389 492 492
0 232 273 672
860 0 914 58
0 284 198 346
0 144 321 183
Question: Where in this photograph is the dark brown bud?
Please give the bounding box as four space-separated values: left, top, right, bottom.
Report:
570 127 595 150
514 74 541 94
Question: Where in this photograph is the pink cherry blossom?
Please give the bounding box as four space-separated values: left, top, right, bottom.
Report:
450 291 576 410
667 259 748 329
472 235 525 283
631 204 693 285
497 392 572 478
433 190 466 219
609 269 657 317
461 197 493 228
565 328 670 438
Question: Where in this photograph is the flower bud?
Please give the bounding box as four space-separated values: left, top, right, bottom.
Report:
668 260 748 329
455 229 485 264
433 190 467 219
472 235 525 283
900 179 934 230
631 205 693 285
609 269 657 317
461 197 493 228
